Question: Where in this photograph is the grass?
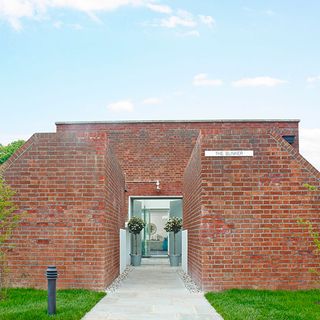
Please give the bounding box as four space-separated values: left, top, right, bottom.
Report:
205 289 320 320
0 288 106 320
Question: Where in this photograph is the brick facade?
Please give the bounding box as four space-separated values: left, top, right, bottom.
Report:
1 119 319 291
104 145 125 286
183 135 203 286
1 132 125 290
183 128 320 291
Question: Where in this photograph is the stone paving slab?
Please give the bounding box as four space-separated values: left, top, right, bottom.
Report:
82 260 223 320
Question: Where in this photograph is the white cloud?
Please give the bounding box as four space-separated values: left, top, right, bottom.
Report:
232 76 287 87
193 73 223 87
146 3 171 14
1 1 217 32
158 10 196 28
50 0 146 12
142 97 161 105
86 11 103 24
107 99 134 112
306 75 320 83
147 9 215 32
0 0 40 30
198 15 215 28
300 128 320 171
7 17 23 30
0 0 172 30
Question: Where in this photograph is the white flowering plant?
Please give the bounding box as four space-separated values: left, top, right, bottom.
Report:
164 217 182 234
164 217 182 255
128 216 145 235
128 216 145 255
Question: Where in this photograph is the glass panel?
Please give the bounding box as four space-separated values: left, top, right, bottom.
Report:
148 210 168 256
169 199 182 258
142 207 151 256
131 198 182 258
132 200 142 255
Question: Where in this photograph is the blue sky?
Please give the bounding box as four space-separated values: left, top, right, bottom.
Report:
0 1 319 169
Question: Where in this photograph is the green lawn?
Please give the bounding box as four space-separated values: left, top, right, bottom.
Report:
0 288 106 320
205 289 320 320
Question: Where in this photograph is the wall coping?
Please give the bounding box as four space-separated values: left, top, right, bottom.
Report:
56 119 300 125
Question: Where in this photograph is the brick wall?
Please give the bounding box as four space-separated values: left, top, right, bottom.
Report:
2 119 313 291
104 146 125 286
183 128 320 291
183 135 203 287
57 121 299 215
2 132 125 290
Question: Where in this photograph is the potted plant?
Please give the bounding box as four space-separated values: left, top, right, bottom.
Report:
164 217 182 266
128 216 146 266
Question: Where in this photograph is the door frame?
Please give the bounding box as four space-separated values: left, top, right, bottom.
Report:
128 195 183 219
126 196 183 263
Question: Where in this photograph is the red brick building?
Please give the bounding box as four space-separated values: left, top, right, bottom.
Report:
1 120 319 291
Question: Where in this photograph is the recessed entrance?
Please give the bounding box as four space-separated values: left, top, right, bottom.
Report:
131 197 182 258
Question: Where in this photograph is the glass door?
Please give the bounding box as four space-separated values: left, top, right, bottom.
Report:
168 200 182 258
131 198 182 258
142 206 151 256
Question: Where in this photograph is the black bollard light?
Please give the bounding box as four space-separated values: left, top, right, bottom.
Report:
46 266 58 315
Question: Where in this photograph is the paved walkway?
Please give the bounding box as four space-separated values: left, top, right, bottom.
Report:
82 258 223 320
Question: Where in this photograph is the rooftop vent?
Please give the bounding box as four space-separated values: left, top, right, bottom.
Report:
282 135 295 145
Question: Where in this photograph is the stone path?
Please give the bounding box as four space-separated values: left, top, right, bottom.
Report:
82 258 223 320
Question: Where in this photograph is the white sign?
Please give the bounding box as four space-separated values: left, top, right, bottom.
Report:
205 150 254 157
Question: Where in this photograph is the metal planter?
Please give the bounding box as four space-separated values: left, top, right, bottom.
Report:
131 254 142 266
169 254 180 266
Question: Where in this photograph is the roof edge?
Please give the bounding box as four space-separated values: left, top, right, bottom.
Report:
56 119 300 125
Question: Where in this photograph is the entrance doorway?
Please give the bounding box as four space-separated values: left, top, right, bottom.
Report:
131 198 182 258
